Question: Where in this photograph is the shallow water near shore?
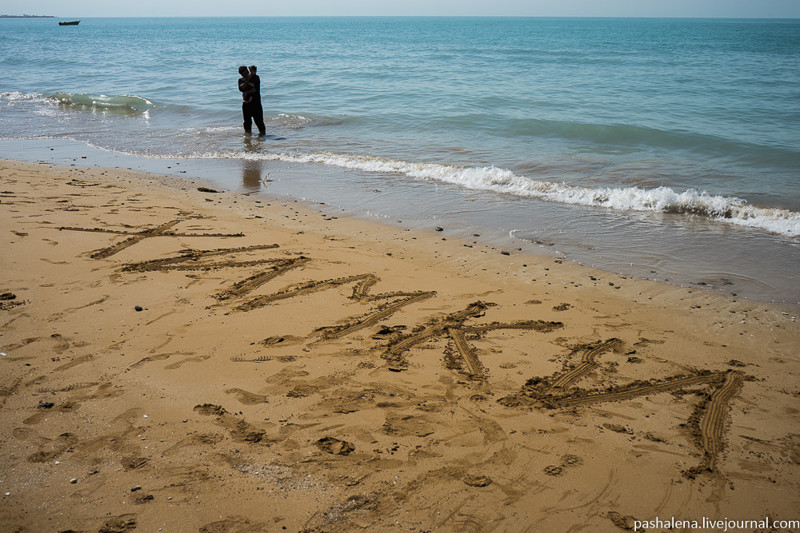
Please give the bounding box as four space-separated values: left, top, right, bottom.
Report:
3 137 798 307
1 17 798 304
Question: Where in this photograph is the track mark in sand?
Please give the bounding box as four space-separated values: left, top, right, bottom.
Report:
121 243 281 272
697 371 745 472
314 291 436 342
99 514 137 533
500 365 745 478
551 338 625 389
164 355 211 369
214 257 310 301
261 335 304 347
463 409 506 444
236 273 438 351
0 292 24 311
67 295 109 311
225 388 269 405
128 353 172 370
3 337 40 352
60 217 244 259
559 373 724 409
234 273 377 311
26 432 79 463
448 327 484 378
383 301 563 372
500 371 724 410
543 464 564 476
37 381 100 393
24 401 79 425
120 456 149 470
199 517 272 533
382 301 492 370
383 412 436 437
231 355 274 363
193 404 267 443
0 300 24 311
53 354 94 372
231 354 298 363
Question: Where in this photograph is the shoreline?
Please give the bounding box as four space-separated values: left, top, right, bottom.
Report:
2 138 798 308
1 158 798 530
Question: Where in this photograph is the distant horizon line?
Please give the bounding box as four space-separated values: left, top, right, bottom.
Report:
3 14 799 20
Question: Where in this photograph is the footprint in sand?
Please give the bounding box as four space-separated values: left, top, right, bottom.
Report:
543 465 564 476
225 388 269 405
543 454 583 476
463 474 493 487
316 436 355 456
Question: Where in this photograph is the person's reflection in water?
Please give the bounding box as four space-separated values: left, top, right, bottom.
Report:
241 136 266 192
241 159 265 192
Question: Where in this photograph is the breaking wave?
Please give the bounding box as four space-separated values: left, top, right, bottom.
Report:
220 149 800 237
51 92 154 111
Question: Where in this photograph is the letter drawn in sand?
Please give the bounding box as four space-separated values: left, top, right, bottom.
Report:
60 217 244 259
499 363 744 477
237 273 438 344
550 338 626 389
698 371 744 472
121 244 281 273
383 301 564 374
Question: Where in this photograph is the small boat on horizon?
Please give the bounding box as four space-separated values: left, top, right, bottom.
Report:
58 20 80 26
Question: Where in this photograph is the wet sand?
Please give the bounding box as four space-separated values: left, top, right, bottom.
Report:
1 158 798 532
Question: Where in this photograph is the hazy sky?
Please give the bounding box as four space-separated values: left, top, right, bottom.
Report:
4 0 799 18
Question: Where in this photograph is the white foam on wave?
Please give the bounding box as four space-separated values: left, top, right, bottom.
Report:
0 91 51 104
272 114 313 128
51 92 154 110
125 145 800 238
240 150 800 237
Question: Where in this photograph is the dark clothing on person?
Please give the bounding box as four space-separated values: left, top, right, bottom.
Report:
242 101 266 135
248 74 261 99
238 72 265 135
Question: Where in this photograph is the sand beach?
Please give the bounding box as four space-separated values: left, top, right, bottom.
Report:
1 158 798 532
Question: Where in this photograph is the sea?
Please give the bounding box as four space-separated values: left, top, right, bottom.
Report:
1 17 799 305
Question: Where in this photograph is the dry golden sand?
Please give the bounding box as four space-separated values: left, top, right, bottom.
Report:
1 158 798 532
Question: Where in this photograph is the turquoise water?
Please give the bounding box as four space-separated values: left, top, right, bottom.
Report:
1 17 799 302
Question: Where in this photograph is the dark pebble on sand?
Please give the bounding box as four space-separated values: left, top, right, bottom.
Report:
38 401 55 409
501 251 510 256
134 305 143 312
435 227 443 232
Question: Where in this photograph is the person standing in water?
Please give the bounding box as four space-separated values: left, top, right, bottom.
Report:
238 65 266 136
